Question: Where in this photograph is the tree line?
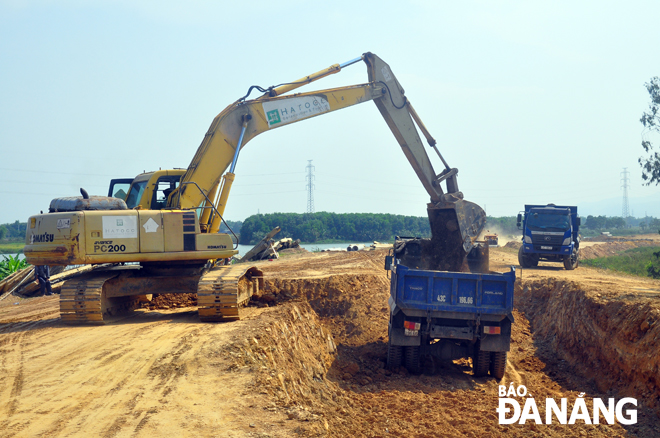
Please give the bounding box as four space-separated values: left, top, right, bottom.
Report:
239 212 433 245
4 211 660 246
584 215 660 231
0 221 27 241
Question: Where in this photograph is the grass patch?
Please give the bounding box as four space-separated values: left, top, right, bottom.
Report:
0 242 24 255
581 246 660 277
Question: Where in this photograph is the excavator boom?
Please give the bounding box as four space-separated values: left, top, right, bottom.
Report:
174 52 485 258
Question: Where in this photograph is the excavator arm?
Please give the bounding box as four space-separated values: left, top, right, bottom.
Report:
173 82 388 212
171 52 485 256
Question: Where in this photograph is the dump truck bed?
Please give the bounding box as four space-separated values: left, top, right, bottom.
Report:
390 264 515 318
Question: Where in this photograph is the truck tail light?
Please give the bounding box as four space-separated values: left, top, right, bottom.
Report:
404 321 421 330
483 326 501 334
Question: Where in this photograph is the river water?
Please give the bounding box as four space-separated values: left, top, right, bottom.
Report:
12 242 377 260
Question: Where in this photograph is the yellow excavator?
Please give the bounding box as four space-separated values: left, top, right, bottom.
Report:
23 52 486 324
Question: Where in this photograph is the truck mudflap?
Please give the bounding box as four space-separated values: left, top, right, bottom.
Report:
389 327 421 346
479 318 512 352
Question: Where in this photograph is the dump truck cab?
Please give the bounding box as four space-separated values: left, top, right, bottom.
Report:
517 204 580 270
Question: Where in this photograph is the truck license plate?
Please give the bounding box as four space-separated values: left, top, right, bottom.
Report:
541 246 552 250
404 329 419 337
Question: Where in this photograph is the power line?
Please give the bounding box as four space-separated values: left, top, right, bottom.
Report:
0 167 116 177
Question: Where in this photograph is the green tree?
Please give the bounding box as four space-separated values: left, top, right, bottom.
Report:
639 76 660 185
647 231 660 279
606 217 626 229
237 212 434 244
651 218 660 232
585 215 606 230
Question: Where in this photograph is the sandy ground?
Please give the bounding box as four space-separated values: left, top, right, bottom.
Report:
1 238 660 437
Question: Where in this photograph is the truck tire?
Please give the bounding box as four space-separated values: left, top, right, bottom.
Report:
473 345 490 377
517 246 537 268
404 346 421 374
563 248 579 270
387 341 403 370
490 351 507 380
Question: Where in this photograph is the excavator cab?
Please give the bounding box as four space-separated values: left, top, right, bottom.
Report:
122 170 186 210
107 178 133 200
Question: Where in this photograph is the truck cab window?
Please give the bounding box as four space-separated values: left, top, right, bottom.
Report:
527 213 571 231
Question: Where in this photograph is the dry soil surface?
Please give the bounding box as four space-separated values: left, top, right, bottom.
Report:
1 237 660 437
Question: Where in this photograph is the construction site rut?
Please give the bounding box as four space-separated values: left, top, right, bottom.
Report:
2 236 660 437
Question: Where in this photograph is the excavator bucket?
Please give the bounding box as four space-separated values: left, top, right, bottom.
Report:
426 199 487 272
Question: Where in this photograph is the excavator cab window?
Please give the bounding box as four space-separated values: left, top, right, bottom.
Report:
151 176 181 210
107 178 133 200
125 181 148 209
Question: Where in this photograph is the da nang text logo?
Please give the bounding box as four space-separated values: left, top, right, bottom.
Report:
497 384 637 425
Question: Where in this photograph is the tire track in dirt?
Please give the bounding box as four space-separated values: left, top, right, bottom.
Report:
38 319 204 436
0 299 262 437
0 331 29 438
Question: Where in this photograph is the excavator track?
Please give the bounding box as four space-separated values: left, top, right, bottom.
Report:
59 271 119 325
197 265 263 322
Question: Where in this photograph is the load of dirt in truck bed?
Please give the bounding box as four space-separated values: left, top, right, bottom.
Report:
393 208 471 272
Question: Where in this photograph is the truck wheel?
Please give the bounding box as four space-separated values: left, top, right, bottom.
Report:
404 346 421 374
489 351 507 380
518 246 536 268
563 248 579 270
387 342 403 370
473 346 490 377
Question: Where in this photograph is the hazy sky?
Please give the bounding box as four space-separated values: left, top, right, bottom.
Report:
2 0 660 226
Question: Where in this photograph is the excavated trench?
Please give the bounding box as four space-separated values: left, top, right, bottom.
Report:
226 273 660 436
144 266 660 436
515 279 660 419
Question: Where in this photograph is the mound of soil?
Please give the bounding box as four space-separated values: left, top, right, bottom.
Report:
233 264 649 436
580 240 659 260
141 293 196 310
516 278 660 419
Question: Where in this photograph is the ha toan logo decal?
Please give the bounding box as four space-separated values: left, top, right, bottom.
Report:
102 216 137 238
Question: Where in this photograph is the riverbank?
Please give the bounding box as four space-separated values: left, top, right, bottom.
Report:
2 241 383 258
0 242 23 255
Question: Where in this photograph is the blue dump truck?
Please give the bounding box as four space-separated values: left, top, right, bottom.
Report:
516 204 580 270
385 238 516 379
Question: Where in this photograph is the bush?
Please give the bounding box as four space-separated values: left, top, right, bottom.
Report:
0 254 29 281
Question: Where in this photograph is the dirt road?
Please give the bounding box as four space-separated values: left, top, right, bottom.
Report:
1 239 660 437
0 302 282 437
